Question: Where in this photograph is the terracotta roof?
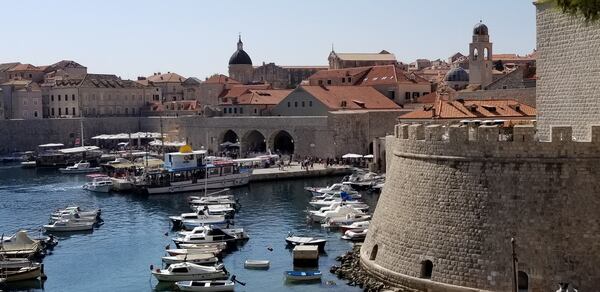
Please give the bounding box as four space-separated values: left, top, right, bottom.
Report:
492 53 536 62
79 74 145 88
204 74 240 84
222 89 292 105
0 63 20 72
400 98 536 120
332 52 397 61
7 64 43 72
50 60 86 70
219 84 272 99
309 65 430 86
147 72 185 83
300 85 400 110
280 65 329 69
309 67 371 83
415 91 449 104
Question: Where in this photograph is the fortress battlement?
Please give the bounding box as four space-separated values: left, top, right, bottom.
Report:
392 123 600 160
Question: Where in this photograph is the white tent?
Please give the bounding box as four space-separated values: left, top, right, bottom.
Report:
363 154 374 159
342 153 363 159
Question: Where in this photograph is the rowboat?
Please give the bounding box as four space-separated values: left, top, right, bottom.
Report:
285 270 322 281
162 253 219 265
244 259 270 269
175 280 235 291
0 266 42 282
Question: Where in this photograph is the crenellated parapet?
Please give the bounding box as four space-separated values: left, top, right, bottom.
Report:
392 123 600 161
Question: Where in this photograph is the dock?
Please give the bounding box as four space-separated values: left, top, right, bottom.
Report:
250 163 352 182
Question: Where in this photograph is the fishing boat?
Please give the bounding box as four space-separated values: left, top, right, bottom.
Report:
175 280 235 292
82 174 113 193
59 161 101 174
0 231 42 258
140 146 252 195
308 204 366 223
322 214 371 228
244 260 270 269
284 270 322 281
162 253 219 265
285 234 327 251
43 219 94 232
341 229 368 241
151 262 228 282
0 266 43 282
340 220 370 233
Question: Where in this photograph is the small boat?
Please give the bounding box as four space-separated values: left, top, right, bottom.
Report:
0 231 42 258
171 212 228 230
177 242 228 251
173 226 248 246
52 206 101 218
0 266 42 282
162 253 219 265
309 197 369 210
285 235 326 251
341 229 368 241
340 220 370 233
322 214 371 228
20 161 37 168
43 219 94 232
151 262 228 282
285 270 322 281
0 256 37 269
308 204 366 223
244 259 270 269
82 174 113 193
343 172 383 191
189 196 238 208
51 212 97 224
305 183 355 197
176 280 234 292
165 248 222 257
59 161 101 174
192 204 236 219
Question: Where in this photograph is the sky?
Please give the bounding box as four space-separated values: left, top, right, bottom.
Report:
0 0 536 80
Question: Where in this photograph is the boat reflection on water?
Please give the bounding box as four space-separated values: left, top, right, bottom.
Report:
0 278 45 291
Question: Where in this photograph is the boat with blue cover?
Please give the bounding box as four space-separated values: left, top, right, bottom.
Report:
284 270 322 281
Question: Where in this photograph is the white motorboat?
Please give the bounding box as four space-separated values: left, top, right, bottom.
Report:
340 220 370 233
166 248 222 257
151 262 228 282
53 206 101 218
192 204 236 219
285 234 327 251
170 209 229 229
181 216 230 231
0 266 42 282
43 219 94 232
177 242 228 251
309 197 369 209
51 213 97 224
189 196 238 208
305 183 358 198
162 253 219 265
341 228 368 241
173 226 248 246
59 161 101 174
82 174 113 193
322 214 371 228
0 231 42 258
176 280 235 292
244 259 270 269
309 204 366 223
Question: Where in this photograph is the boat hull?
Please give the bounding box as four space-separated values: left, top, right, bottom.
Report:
43 224 94 232
82 184 111 193
244 260 270 269
152 271 227 282
146 173 251 195
285 271 322 281
59 167 101 174
176 280 235 292
1 266 42 282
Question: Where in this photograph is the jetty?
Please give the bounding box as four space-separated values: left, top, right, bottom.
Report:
250 164 352 182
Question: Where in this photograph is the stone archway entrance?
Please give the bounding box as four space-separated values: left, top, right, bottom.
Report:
219 130 240 158
242 130 266 156
221 130 239 144
271 130 294 155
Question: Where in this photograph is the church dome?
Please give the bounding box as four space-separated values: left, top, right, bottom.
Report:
444 67 469 82
229 36 252 65
473 22 488 36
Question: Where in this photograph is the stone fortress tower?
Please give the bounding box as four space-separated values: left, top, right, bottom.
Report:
468 21 493 88
228 35 253 84
360 3 600 292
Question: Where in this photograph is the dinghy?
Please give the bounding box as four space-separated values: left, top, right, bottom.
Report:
176 280 235 292
151 262 228 282
285 234 326 251
285 270 322 281
341 229 368 241
244 259 270 269
0 266 42 282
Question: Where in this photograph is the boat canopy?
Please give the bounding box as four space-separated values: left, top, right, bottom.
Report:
58 146 100 154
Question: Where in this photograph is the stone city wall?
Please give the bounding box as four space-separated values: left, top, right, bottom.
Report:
361 123 600 291
536 2 600 140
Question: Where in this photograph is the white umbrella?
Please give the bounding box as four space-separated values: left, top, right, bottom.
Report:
363 154 374 159
342 153 363 159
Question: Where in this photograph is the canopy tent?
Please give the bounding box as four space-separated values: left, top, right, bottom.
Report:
342 153 363 159
219 141 240 148
58 146 100 154
148 140 186 147
363 154 374 159
91 132 163 140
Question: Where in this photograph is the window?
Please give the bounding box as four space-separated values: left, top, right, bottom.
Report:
423 92 428 96
233 108 237 114
341 101 347 107
370 245 378 260
342 77 346 83
51 108 55 116
72 94 75 101
287 102 291 107
33 99 38 105
58 108 62 115
518 271 529 291
502 85 508 89
473 48 479 61
34 111 38 117
58 95 61 101
125 108 128 115
405 92 411 100
413 92 420 98
294 101 298 107
318 80 323 85
420 260 433 279
72 107 76 116
240 107 243 114
389 90 396 100
65 108 69 115
28 74 32 78
327 80 332 85
51 95 54 102
309 101 312 107
254 108 257 114
302 101 305 107
348 77 351 83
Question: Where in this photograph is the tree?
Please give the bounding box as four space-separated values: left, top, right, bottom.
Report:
544 0 600 22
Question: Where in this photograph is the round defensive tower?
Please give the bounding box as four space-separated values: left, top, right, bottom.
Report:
360 124 600 291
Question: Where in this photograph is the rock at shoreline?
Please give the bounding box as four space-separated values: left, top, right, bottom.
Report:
331 245 390 292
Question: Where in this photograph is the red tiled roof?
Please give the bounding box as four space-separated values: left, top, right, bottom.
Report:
147 72 185 83
219 84 272 99
492 53 536 62
415 91 449 104
400 99 536 120
7 64 43 72
300 85 400 110
204 74 240 84
309 65 429 86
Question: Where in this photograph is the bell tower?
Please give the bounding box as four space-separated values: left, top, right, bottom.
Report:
468 21 493 87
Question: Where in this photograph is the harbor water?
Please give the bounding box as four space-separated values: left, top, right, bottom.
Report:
0 164 379 292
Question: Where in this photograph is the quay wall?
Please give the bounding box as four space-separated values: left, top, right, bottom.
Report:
361 124 600 291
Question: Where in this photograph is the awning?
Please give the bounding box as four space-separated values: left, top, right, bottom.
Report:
342 153 363 159
58 146 100 154
363 154 374 159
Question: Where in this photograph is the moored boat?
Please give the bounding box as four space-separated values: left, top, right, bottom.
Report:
0 231 42 258
340 220 370 233
175 280 235 292
322 214 371 228
341 229 368 241
162 253 219 265
244 259 270 269
59 161 101 174
166 248 222 257
0 266 43 282
285 235 326 251
151 262 228 282
82 174 113 193
308 204 366 223
284 270 322 281
43 219 94 232
173 226 247 247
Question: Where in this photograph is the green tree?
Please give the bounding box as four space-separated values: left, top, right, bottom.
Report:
544 0 600 22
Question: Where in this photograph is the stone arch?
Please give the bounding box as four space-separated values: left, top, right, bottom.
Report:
242 130 266 155
484 47 490 60
420 260 433 279
473 48 479 61
518 271 529 291
219 129 239 144
370 244 378 261
269 130 295 155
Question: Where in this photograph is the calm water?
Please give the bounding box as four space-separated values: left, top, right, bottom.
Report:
0 164 379 292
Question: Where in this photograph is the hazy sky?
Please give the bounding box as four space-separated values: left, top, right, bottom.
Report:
0 0 536 80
